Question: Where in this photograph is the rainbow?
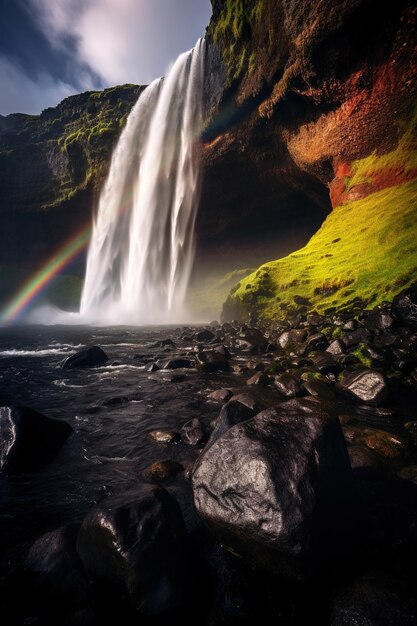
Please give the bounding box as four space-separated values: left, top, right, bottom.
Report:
0 225 91 323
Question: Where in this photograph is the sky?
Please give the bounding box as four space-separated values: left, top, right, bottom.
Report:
0 0 212 115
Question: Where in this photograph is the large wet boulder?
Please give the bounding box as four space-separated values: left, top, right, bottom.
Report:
77 484 190 616
0 406 72 473
392 284 417 329
192 398 355 580
337 369 390 406
62 346 109 369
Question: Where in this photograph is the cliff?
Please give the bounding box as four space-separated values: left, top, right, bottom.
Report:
200 0 417 320
0 85 142 308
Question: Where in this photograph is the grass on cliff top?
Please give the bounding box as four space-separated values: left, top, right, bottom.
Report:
229 178 417 319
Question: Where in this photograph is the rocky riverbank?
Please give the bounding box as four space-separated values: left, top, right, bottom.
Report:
1 285 417 625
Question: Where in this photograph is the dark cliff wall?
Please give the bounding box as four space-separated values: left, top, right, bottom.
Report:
0 85 142 307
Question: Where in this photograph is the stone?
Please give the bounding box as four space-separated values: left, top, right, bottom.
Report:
309 351 340 374
392 284 417 329
303 380 337 401
195 349 229 372
146 362 160 372
326 339 346 357
0 406 72 473
342 328 370 348
163 358 194 370
192 398 355 580
181 418 206 446
62 346 108 369
278 329 307 349
77 485 190 616
246 371 270 386
273 373 304 398
143 460 184 483
148 430 179 444
237 328 268 351
342 319 358 331
330 572 417 626
208 389 233 403
305 333 328 352
194 329 215 342
207 396 259 447
366 309 395 331
337 369 390 406
24 523 90 604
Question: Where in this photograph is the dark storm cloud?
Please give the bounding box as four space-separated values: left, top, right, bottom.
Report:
0 0 212 115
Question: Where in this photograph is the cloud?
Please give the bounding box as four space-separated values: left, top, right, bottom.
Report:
0 55 76 115
29 0 211 86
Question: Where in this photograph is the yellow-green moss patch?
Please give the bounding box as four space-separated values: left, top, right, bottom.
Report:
225 178 417 320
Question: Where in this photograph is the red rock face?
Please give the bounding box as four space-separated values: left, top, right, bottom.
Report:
203 0 417 217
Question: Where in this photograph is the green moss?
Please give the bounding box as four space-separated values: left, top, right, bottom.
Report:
350 343 374 368
225 177 417 320
208 0 264 85
332 327 344 339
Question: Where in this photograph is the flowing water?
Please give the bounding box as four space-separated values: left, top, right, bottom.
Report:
0 324 230 555
80 39 206 325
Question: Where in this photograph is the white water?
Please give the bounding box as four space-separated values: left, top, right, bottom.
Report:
80 39 206 325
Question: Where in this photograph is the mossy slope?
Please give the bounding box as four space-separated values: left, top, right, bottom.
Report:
224 179 417 320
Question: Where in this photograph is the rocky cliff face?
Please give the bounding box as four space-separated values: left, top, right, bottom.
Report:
200 0 417 320
0 85 142 308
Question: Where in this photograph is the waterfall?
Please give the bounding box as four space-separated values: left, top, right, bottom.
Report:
80 38 206 324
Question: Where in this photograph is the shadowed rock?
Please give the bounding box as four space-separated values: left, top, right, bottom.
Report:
0 406 72 473
77 485 191 616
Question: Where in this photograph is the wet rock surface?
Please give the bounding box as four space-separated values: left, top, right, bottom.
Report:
0 405 72 473
62 346 109 369
1 294 417 624
193 398 355 580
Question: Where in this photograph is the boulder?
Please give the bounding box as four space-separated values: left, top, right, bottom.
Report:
163 358 194 370
192 398 355 579
143 460 184 483
148 430 179 444
342 328 370 349
207 396 259 447
194 329 215 342
278 329 307 349
77 485 190 616
338 369 390 406
24 523 90 604
195 349 229 372
208 389 233 403
392 284 417 329
246 372 270 387
310 351 340 375
273 373 304 398
0 406 72 473
62 346 108 369
305 333 328 352
181 418 206 446
326 339 346 357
